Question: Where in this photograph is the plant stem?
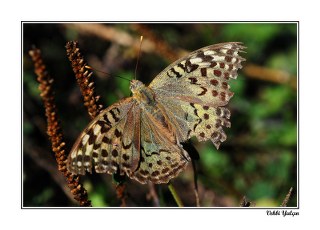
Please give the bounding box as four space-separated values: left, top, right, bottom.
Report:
168 182 184 207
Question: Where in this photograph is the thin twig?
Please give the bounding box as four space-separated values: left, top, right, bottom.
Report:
131 24 187 62
63 24 154 54
243 64 297 89
147 183 160 207
182 142 200 206
240 196 253 207
281 187 293 207
63 24 185 61
24 144 77 203
168 182 184 207
191 159 200 207
115 183 127 207
29 47 91 207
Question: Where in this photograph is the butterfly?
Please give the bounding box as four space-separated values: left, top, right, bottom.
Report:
67 42 246 184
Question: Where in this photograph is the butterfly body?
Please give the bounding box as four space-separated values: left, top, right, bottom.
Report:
67 42 246 184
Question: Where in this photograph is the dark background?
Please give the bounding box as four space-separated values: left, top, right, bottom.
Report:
23 23 297 207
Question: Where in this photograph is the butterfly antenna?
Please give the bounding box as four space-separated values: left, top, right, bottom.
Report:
134 36 143 80
85 65 130 81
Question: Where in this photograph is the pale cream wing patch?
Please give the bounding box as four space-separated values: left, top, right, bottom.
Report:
67 97 140 177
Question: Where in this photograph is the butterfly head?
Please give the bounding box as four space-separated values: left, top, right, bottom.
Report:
130 79 145 95
130 79 156 105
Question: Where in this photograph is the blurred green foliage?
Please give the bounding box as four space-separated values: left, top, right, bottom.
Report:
23 23 297 207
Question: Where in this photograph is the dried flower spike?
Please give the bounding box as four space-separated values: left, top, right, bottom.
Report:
65 41 103 119
29 47 91 207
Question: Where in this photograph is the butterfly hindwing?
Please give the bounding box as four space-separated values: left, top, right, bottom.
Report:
131 108 190 184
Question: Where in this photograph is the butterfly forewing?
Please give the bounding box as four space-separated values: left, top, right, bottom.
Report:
150 42 245 89
67 98 137 175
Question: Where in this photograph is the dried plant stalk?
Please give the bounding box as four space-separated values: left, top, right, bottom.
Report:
63 24 186 62
240 196 253 207
147 183 160 207
167 182 184 207
281 187 293 207
243 64 297 89
63 24 155 54
65 41 103 119
29 47 91 207
115 183 127 207
131 24 186 62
